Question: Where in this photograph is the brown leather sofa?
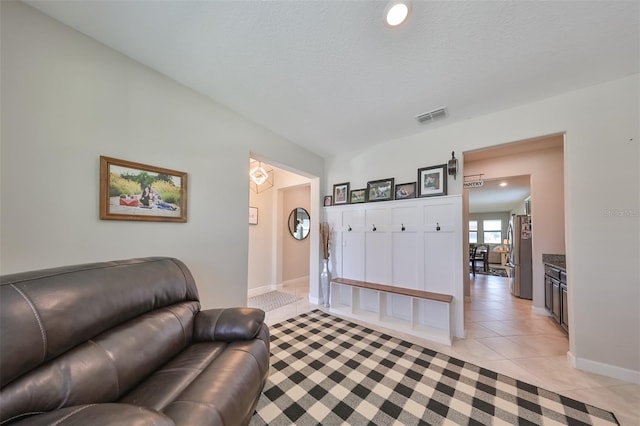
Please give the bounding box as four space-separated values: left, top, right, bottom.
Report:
0 257 270 426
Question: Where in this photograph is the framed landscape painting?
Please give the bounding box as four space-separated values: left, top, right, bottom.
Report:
417 164 447 197
100 156 188 222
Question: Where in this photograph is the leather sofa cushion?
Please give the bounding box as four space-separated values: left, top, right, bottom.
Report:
118 324 269 426
194 308 265 341
8 404 175 426
119 342 228 410
162 325 270 426
0 258 199 388
0 302 199 424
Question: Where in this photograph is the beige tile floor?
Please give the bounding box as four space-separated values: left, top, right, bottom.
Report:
260 276 317 325
256 274 640 425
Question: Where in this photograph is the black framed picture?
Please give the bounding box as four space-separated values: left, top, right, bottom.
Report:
395 182 416 200
324 195 333 206
350 189 366 204
417 164 447 197
366 178 394 202
333 182 350 205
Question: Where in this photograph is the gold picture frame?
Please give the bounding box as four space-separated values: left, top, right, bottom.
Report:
99 156 187 222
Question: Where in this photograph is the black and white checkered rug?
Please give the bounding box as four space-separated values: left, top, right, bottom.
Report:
250 310 618 425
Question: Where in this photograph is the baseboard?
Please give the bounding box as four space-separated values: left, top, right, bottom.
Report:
568 351 640 384
457 327 466 340
247 284 277 297
281 276 310 286
308 295 320 305
248 278 308 298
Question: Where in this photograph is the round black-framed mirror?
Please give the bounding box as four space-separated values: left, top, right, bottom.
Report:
288 208 310 240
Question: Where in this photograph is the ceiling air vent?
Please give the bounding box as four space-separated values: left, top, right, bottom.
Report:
415 107 448 124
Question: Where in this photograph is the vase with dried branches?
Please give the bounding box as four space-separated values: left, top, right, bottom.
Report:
320 222 331 307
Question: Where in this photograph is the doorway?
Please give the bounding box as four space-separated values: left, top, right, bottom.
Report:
467 176 533 328
247 157 317 300
469 175 531 274
463 134 565 319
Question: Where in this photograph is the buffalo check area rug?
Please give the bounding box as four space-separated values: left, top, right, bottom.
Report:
250 310 619 425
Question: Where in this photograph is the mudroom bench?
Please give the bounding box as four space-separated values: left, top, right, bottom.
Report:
329 278 454 345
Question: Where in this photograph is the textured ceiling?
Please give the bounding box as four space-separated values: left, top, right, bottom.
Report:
26 1 640 157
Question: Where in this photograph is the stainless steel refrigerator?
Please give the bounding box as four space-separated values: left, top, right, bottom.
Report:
507 215 532 299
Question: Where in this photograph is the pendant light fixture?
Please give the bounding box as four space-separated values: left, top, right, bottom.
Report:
249 159 274 193
250 164 268 185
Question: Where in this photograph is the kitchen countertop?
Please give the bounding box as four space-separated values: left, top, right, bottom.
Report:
542 254 566 270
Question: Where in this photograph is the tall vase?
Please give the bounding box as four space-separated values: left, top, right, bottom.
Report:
320 258 330 308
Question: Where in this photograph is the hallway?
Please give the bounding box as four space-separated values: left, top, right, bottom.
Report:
260 276 317 326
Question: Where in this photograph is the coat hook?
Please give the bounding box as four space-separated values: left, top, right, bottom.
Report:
372 224 377 232
436 222 441 231
348 225 352 232
401 224 405 232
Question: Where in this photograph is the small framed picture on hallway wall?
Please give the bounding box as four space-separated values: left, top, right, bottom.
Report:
249 207 258 225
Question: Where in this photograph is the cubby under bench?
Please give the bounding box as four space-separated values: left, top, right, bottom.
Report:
329 277 454 345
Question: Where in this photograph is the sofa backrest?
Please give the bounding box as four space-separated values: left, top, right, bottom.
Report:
0 257 200 423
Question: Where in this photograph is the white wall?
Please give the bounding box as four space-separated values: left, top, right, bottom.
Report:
326 75 640 381
511 201 527 216
0 1 324 310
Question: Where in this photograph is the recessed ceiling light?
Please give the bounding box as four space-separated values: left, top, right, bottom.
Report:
385 1 411 27
499 182 508 187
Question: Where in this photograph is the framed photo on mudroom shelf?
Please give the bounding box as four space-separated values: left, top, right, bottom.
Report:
417 164 447 197
394 182 416 200
324 195 333 207
99 156 187 222
350 188 366 204
366 178 394 202
333 182 350 205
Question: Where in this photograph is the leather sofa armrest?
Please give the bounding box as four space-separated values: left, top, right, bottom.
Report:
9 403 175 426
193 308 265 342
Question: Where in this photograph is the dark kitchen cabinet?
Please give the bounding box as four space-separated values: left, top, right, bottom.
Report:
544 262 567 334
561 285 568 332
551 280 561 322
544 275 553 311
